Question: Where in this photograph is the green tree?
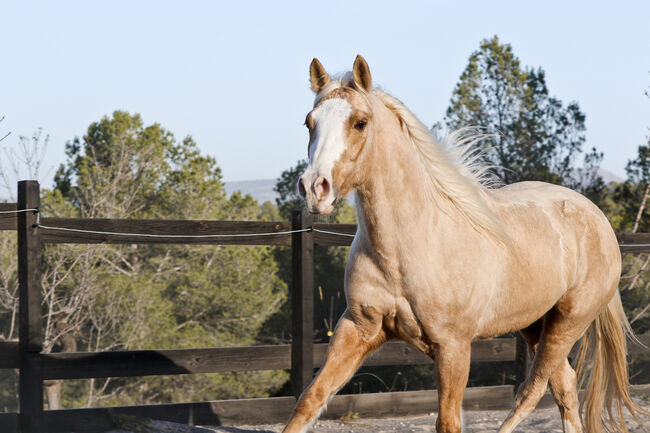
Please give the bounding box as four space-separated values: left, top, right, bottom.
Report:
1 111 288 409
445 35 603 194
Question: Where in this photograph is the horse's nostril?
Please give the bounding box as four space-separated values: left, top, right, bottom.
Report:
298 178 307 199
313 176 331 199
320 177 331 196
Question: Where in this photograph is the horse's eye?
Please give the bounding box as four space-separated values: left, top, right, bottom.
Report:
354 120 367 131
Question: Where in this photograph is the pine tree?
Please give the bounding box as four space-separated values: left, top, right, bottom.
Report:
445 35 603 193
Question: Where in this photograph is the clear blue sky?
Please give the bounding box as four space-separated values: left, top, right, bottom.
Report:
2 1 649 188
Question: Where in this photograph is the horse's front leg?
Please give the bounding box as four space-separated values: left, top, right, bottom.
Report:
283 309 386 433
435 341 471 433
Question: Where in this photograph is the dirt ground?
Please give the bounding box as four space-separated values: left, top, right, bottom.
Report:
110 404 650 433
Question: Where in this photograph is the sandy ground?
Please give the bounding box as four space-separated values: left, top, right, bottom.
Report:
109 404 650 433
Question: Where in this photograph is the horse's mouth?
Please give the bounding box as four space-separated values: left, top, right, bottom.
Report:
309 196 337 215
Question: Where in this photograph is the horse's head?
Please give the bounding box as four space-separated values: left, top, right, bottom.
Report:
298 55 374 214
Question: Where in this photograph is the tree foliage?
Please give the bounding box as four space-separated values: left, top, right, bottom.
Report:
0 111 288 409
445 35 603 194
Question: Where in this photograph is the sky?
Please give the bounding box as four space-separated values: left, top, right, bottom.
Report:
2 1 650 191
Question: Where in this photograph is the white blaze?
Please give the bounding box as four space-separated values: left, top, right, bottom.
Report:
307 98 353 180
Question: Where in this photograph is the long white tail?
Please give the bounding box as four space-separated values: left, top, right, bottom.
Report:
575 291 647 433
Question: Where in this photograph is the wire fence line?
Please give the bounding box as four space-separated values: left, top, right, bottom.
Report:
0 207 357 238
35 224 317 239
0 208 38 214
35 224 356 239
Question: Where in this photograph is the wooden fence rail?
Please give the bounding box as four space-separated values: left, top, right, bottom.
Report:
0 180 649 432
0 339 519 380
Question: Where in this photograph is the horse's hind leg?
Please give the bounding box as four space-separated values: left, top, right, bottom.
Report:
499 305 591 433
549 360 581 433
282 310 385 433
520 321 582 433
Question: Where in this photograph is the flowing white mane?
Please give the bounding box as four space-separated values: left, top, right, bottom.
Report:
371 89 510 244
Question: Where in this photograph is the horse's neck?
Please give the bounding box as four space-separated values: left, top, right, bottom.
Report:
354 118 458 260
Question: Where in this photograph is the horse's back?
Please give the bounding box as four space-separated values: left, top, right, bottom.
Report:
494 181 604 214
481 181 621 332
490 181 616 247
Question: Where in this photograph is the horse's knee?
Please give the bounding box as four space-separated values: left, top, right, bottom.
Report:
514 375 548 407
436 412 463 433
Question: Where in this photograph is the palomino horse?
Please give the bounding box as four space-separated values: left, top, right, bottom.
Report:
284 55 643 433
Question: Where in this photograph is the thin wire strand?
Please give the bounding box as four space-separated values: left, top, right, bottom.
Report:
26 222 650 244
0 208 38 214
35 224 313 239
312 228 356 238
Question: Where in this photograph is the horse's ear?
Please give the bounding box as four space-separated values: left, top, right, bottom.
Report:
352 55 372 92
310 58 331 93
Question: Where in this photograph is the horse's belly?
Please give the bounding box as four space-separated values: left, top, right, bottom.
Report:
475 282 566 339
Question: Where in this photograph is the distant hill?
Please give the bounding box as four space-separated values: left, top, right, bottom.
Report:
599 168 623 184
224 178 356 205
224 179 278 204
224 168 624 205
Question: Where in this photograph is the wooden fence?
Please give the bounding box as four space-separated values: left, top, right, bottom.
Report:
0 180 648 432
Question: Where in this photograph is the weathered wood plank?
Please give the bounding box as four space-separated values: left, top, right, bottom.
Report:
0 412 18 433
36 339 518 380
0 341 19 368
313 223 356 246
40 397 297 432
42 345 292 379
31 386 514 432
291 211 315 397
18 185 43 353
620 245 650 253
326 385 514 417
0 203 18 230
617 232 650 252
469 339 518 362
13 386 646 433
39 218 293 245
617 232 650 244
458 385 515 411
18 181 44 433
514 333 531 389
25 334 648 380
316 339 516 367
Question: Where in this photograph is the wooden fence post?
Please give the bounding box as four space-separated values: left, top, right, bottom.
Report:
291 210 314 398
18 180 43 433
514 332 530 391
